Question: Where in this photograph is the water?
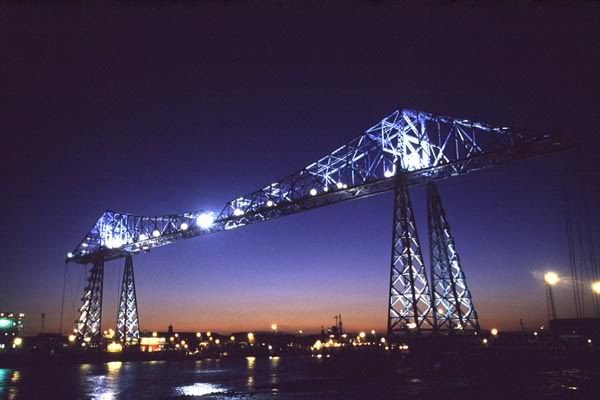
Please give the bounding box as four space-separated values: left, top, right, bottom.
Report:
0 356 598 399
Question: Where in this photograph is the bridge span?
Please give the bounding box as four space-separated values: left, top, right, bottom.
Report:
64 108 572 346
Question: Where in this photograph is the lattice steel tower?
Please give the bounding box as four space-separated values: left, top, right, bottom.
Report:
427 182 479 332
387 174 434 335
116 255 140 344
75 259 104 345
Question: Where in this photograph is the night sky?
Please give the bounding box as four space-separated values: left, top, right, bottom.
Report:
1 2 599 336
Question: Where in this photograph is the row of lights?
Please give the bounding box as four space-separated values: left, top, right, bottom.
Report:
545 271 600 294
67 212 216 258
69 173 394 257
68 169 397 257
141 212 216 240
232 167 398 217
0 313 24 318
257 181 356 214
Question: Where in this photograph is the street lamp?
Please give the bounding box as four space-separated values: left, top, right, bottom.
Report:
592 281 600 295
544 271 559 321
544 272 559 286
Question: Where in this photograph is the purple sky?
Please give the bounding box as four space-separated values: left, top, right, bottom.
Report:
1 3 599 336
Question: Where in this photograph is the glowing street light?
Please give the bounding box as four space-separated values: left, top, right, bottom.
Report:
491 328 498 336
544 271 560 286
271 323 278 332
591 281 600 295
180 222 189 231
359 331 366 339
309 188 317 196
266 200 274 207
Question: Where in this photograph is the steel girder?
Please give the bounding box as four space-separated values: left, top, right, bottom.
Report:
387 174 434 336
76 259 104 345
116 255 140 344
427 183 479 332
66 108 571 264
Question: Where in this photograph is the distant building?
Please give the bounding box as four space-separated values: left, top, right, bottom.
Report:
140 335 166 352
0 312 25 351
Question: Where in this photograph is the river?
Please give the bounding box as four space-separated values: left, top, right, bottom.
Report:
0 355 597 399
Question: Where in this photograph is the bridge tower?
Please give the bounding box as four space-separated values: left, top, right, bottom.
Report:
75 258 104 346
427 183 479 332
116 255 140 345
387 174 434 337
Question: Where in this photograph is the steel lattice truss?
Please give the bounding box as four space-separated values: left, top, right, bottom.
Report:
387 174 434 333
67 108 569 265
116 255 140 344
427 183 479 331
76 259 104 344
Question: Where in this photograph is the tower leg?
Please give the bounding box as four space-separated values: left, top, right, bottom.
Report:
427 183 479 332
76 258 104 346
387 174 434 338
116 255 140 345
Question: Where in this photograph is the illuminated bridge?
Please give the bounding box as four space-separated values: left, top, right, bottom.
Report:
65 108 571 346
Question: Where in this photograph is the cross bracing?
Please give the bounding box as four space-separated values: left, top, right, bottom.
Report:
67 108 569 265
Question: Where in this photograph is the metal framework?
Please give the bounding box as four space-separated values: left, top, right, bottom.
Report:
387 174 434 335
64 107 572 337
428 183 479 332
116 255 140 344
75 259 104 345
66 109 569 265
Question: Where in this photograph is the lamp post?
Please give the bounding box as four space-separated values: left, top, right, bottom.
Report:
592 281 600 295
592 281 600 316
544 271 560 322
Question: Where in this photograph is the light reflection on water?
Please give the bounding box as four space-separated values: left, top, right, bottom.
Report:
0 356 597 399
81 360 122 400
175 382 226 396
0 368 19 400
0 369 12 398
269 355 280 386
246 356 256 389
